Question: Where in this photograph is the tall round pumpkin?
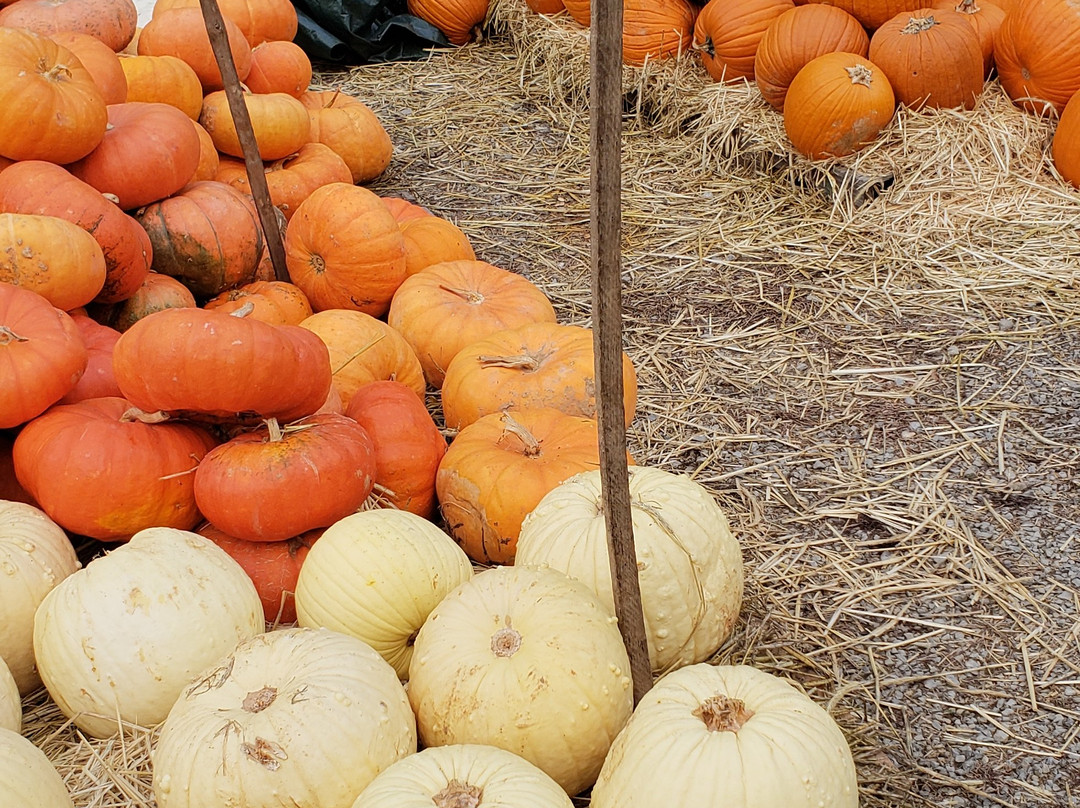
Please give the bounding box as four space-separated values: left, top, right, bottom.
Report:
408 565 634 796
783 52 895 160
591 664 858 808
0 500 80 695
33 527 264 738
152 627 416 808
516 466 744 673
407 0 488 44
0 728 74 808
993 0 1080 114
693 0 795 83
295 509 474 678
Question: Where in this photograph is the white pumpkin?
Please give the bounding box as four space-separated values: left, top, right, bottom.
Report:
407 565 634 796
295 509 474 678
516 466 743 673
0 655 19 732
0 500 80 694
153 626 417 808
352 743 573 808
591 663 859 808
0 726 73 808
33 527 264 738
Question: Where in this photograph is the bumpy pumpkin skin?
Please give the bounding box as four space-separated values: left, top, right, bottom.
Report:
408 565 635 796
993 0 1080 114
591 664 859 808
693 0 795 83
0 213 107 311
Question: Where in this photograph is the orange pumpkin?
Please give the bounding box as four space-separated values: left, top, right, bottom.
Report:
407 0 488 44
783 52 895 159
754 4 869 110
246 40 313 97
0 28 108 164
90 271 197 332
12 396 218 541
299 308 426 408
399 216 477 276
301 91 393 184
204 281 314 326
387 259 557 388
137 7 252 92
993 0 1080 114
48 31 127 104
382 196 433 223
136 181 264 298
0 283 87 429
0 213 107 311
562 0 589 24
0 0 138 52
931 0 1005 76
693 0 795 83
285 183 408 316
526 0 564 10
344 380 447 519
815 0 933 30
191 121 220 182
436 408 628 563
1052 89 1080 187
868 9 983 110
623 0 696 66
215 143 352 221
67 102 202 210
441 321 637 431
200 90 311 162
193 414 376 542
58 314 122 404
152 0 298 46
118 53 204 119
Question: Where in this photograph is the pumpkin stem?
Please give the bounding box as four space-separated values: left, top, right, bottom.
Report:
242 686 278 713
846 65 874 89
900 15 938 34
491 619 522 658
955 0 980 12
438 283 485 305
432 779 483 808
695 695 755 732
477 348 549 372
119 407 171 424
499 412 542 457
38 58 73 82
266 417 284 442
229 301 256 318
0 325 29 345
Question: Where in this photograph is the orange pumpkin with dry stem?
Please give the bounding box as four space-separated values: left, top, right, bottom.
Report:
301 91 393 184
693 0 795 83
48 31 127 104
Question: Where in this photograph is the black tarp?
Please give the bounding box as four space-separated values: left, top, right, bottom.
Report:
292 0 448 63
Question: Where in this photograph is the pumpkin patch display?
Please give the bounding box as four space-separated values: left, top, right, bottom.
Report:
590 664 859 808
408 565 635 796
993 0 1080 114
0 213 107 311
0 283 87 429
0 657 18 732
0 500 80 695
12 396 218 541
0 0 137 51
693 0 795 83
441 321 637 430
137 6 252 92
193 413 377 543
295 508 474 678
0 728 74 808
33 527 264 738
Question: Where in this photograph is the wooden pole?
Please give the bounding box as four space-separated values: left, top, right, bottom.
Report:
198 0 290 282
590 0 652 705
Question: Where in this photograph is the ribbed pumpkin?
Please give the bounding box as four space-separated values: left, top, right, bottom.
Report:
383 196 432 223
67 102 201 210
112 306 332 422
0 665 19 736
190 120 219 182
0 0 138 52
58 314 122 403
204 280 313 325
137 180 264 298
201 90 311 162
783 52 895 159
344 380 448 518
931 0 1004 76
562 0 588 24
193 413 376 543
623 0 696 66
0 728 74 808
1052 89 1080 187
0 213 107 311
48 31 127 104
436 408 624 564
137 6 252 92
246 40 313 97
12 397 218 541
441 321 637 431
301 91 393 184
92 271 196 332
118 54 204 119
153 0 299 46
754 4 869 110
399 216 477 277
0 27 108 163
868 9 983 110
387 259 557 388
993 0 1080 114
407 0 489 44
299 309 426 407
693 0 795 83
285 183 408 316
815 0 933 30
0 283 87 429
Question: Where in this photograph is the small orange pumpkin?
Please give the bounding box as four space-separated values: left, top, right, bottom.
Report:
301 91 393 184
245 40 313 97
118 53 204 119
204 281 314 326
399 216 477 276
200 91 311 162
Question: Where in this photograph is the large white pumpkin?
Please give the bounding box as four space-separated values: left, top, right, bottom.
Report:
516 466 743 673
0 655 19 732
153 627 417 808
33 527 264 738
352 743 573 808
0 726 73 808
295 509 474 678
0 500 80 694
591 664 859 808
407 565 634 796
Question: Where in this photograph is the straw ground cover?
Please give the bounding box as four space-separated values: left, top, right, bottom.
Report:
23 6 1080 808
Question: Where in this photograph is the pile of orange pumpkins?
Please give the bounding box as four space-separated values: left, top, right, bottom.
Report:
524 0 1080 173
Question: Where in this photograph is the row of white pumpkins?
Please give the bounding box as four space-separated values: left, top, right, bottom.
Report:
0 466 858 807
